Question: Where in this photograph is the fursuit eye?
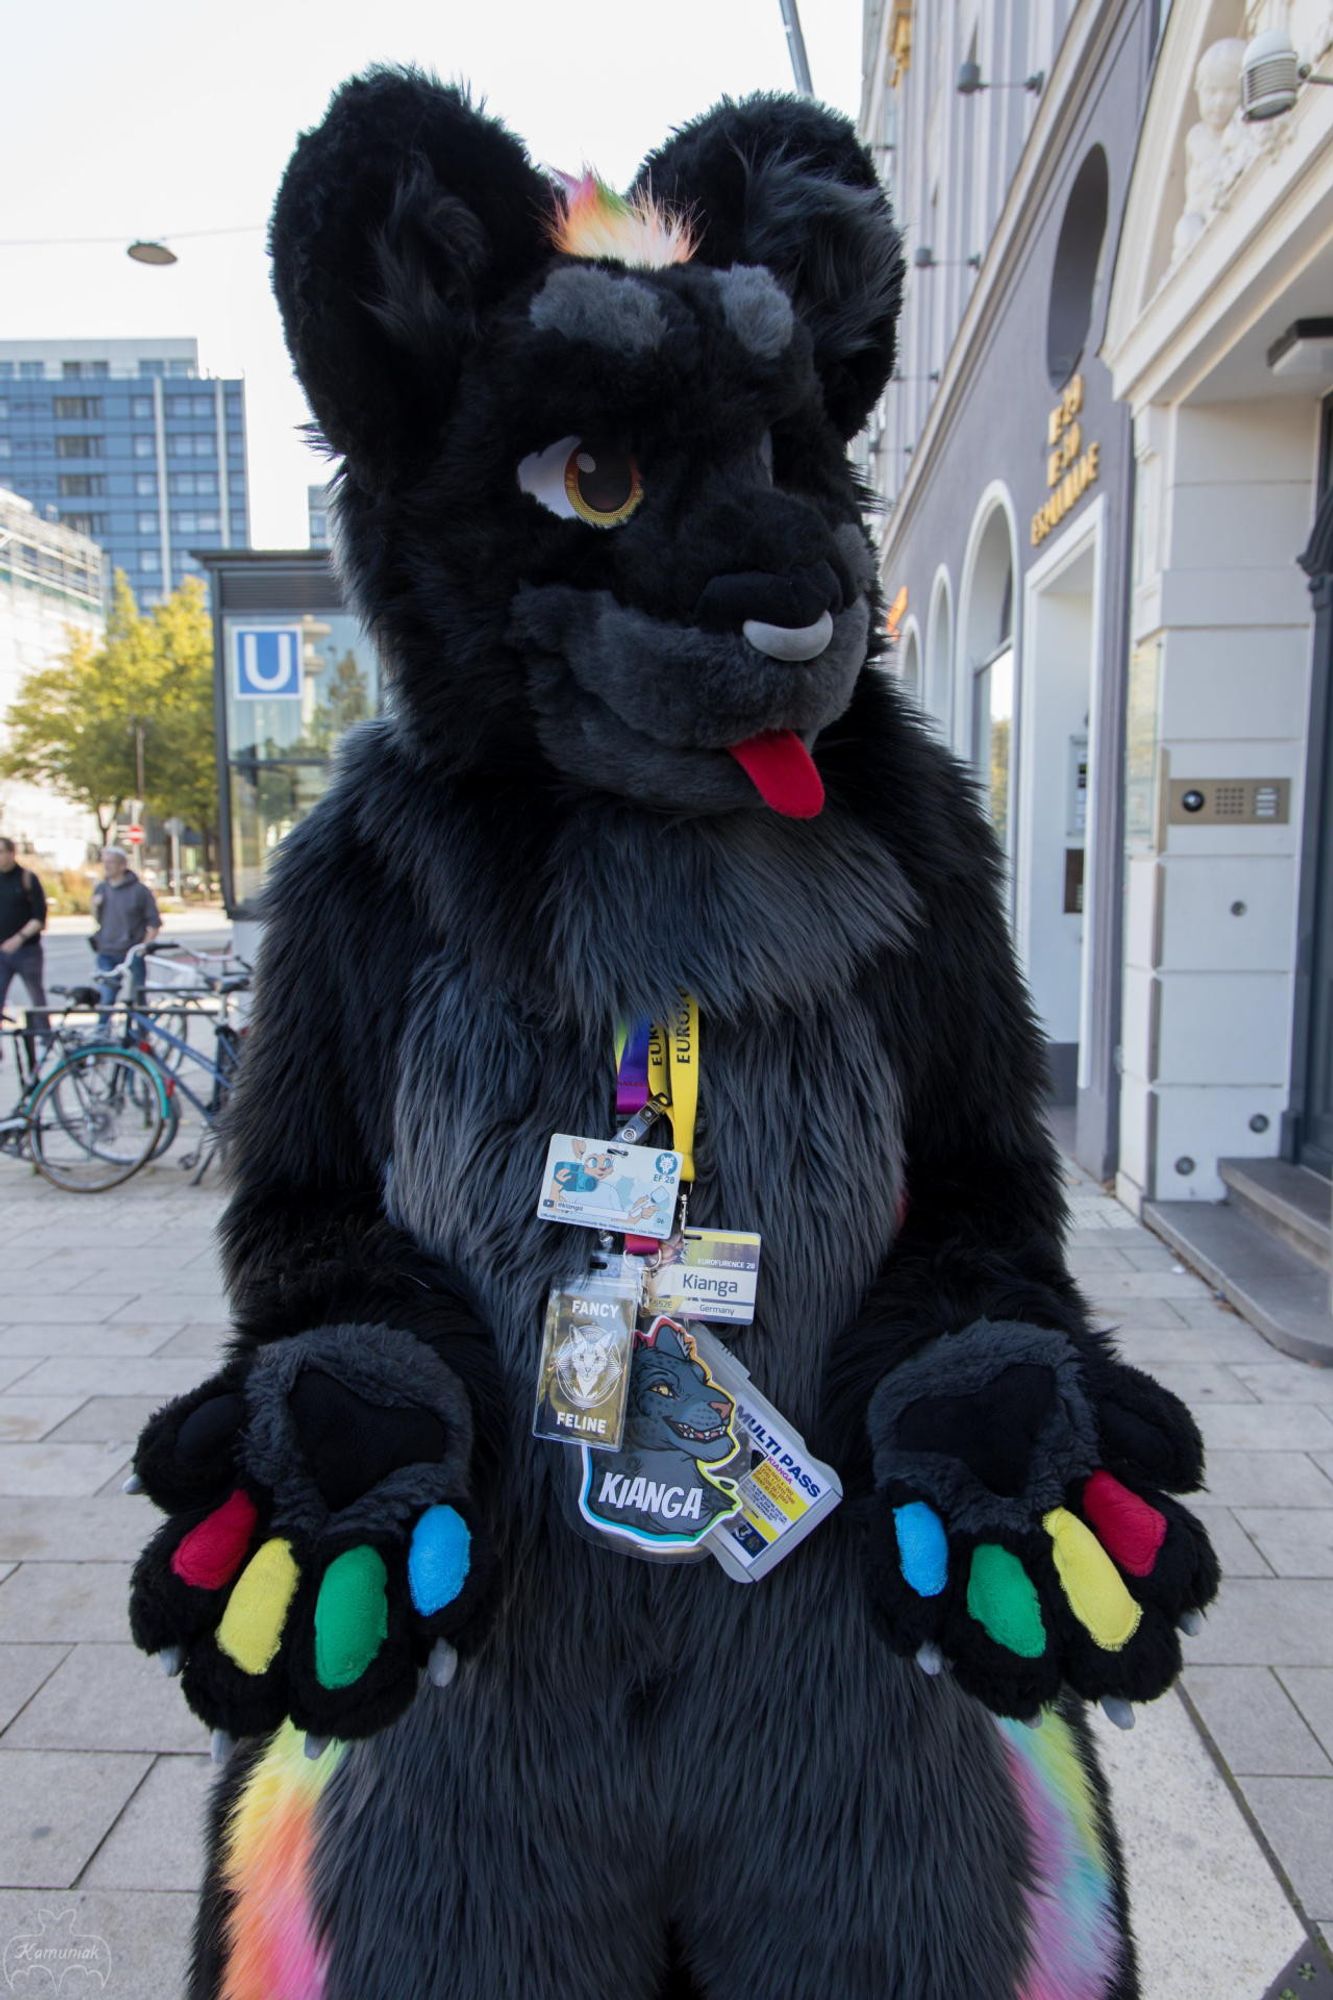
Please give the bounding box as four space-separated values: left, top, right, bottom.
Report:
648 1381 672 1397
516 435 644 528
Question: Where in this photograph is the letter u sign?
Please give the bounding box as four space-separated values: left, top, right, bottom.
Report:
234 626 303 699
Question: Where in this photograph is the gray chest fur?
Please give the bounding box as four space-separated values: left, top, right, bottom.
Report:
382 789 915 1453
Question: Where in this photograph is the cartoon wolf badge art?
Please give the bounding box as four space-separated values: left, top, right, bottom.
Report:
579 1316 741 1551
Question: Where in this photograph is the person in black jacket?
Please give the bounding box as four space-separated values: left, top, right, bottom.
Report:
0 836 48 1036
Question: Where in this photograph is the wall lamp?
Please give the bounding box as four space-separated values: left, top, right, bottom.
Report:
913 247 982 270
1242 29 1333 119
957 61 1044 96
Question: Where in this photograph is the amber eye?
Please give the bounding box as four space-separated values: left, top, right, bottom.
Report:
517 433 644 529
648 1381 672 1397
565 444 643 526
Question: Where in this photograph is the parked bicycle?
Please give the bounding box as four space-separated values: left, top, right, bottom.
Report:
91 941 249 1181
0 989 169 1191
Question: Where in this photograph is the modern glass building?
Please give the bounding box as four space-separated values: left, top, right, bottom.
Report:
198 549 380 930
0 338 249 604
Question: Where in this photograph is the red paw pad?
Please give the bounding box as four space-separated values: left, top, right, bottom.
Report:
1082 1469 1167 1578
171 1489 258 1590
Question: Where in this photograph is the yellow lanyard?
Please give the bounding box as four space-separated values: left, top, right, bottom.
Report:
615 993 699 1180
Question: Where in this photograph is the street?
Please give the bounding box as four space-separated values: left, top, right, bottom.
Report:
0 1148 1329 1994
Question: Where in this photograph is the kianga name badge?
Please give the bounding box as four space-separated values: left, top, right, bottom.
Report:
644 1229 761 1324
537 1134 682 1240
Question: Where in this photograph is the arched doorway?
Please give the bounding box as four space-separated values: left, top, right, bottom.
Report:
926 568 953 735
961 494 1018 873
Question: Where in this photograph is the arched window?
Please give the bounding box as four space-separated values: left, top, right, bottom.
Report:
897 622 922 703
926 569 953 731
1047 148 1109 388
963 503 1017 859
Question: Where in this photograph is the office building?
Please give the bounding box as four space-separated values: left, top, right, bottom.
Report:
308 483 331 549
0 487 105 864
0 338 249 605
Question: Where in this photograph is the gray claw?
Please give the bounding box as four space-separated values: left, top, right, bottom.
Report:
304 1735 331 1762
209 1728 235 1765
427 1638 459 1690
121 1472 143 1494
915 1643 944 1678
1101 1696 1136 1731
1178 1609 1203 1636
157 1645 184 1677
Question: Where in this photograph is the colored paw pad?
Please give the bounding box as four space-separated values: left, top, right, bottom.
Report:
197 1506 472 1689
892 1471 1167 1659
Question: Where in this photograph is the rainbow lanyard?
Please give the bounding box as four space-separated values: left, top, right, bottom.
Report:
614 993 699 1184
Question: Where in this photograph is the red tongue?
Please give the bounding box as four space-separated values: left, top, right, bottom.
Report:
727 731 825 819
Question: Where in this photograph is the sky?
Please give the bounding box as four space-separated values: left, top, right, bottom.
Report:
0 0 862 548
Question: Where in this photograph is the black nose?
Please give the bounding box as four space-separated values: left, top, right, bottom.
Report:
693 560 842 633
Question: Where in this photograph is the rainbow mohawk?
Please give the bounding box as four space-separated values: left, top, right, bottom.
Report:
550 173 695 270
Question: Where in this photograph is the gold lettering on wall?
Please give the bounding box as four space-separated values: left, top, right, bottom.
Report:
1032 375 1099 546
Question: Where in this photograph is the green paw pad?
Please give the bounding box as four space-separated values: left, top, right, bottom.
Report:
966 1544 1046 1658
314 1547 389 1689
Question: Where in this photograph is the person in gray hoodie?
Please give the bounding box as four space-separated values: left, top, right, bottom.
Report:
91 845 160 1005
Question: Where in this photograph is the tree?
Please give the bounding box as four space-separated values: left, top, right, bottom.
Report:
0 572 217 857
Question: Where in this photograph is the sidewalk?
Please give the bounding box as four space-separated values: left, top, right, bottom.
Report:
0 1150 1329 1995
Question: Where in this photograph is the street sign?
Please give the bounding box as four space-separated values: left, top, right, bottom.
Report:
233 625 303 700
126 825 144 845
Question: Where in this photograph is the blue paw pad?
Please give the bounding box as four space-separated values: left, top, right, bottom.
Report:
893 1501 948 1598
408 1505 471 1616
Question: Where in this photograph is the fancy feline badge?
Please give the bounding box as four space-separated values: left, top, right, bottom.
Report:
533 1259 641 1452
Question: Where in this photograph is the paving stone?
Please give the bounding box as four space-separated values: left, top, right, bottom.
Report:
0 1495 157 1564
82 1753 212 1891
14 1357 210 1400
0 1445 128 1499
0 1397 88 1443
1066 1245 1135 1272
0 1564 133 1644
0 1361 40 1394
1232 1362 1333 1405
1184 1580 1333 1666
1114 1321 1290 1367
0 1645 68 1731
1278 1672 1333 1762
1093 1270 1214 1299
0 1886 196 1993
1193 1506 1274 1578
3 1644 209 1754
0 1750 151 1888
1236 1510 1333 1578
1182 1666 1331 1776
92 1461 134 1498
1198 1405 1333 1451
46 1398 160 1446
1243 1779 1333 1919
1093 1692 1307 1998
1147 1364 1258 1404
1200 1451 1333 1508
154 1322 231 1359
0 1322 181 1359
0 1297 137 1328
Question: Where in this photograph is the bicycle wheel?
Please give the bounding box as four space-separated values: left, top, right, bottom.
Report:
29 1048 166 1191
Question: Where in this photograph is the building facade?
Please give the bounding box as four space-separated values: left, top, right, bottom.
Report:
0 488 105 865
860 0 1168 1178
1102 0 1333 1268
307 484 331 550
0 338 249 605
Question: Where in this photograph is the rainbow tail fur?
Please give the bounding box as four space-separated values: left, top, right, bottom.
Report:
218 1723 345 2000
999 1710 1127 2000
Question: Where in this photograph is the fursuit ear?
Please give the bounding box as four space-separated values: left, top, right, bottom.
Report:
270 67 555 481
631 94 903 440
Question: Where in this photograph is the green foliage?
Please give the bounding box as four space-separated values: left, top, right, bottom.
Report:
0 572 216 849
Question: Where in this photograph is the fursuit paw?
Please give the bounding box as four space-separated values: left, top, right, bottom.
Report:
865 1321 1219 1721
127 1326 491 1743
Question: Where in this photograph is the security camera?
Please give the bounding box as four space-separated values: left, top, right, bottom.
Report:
1241 28 1300 120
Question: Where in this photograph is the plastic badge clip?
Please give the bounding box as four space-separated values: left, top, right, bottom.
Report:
614 1090 671 1147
